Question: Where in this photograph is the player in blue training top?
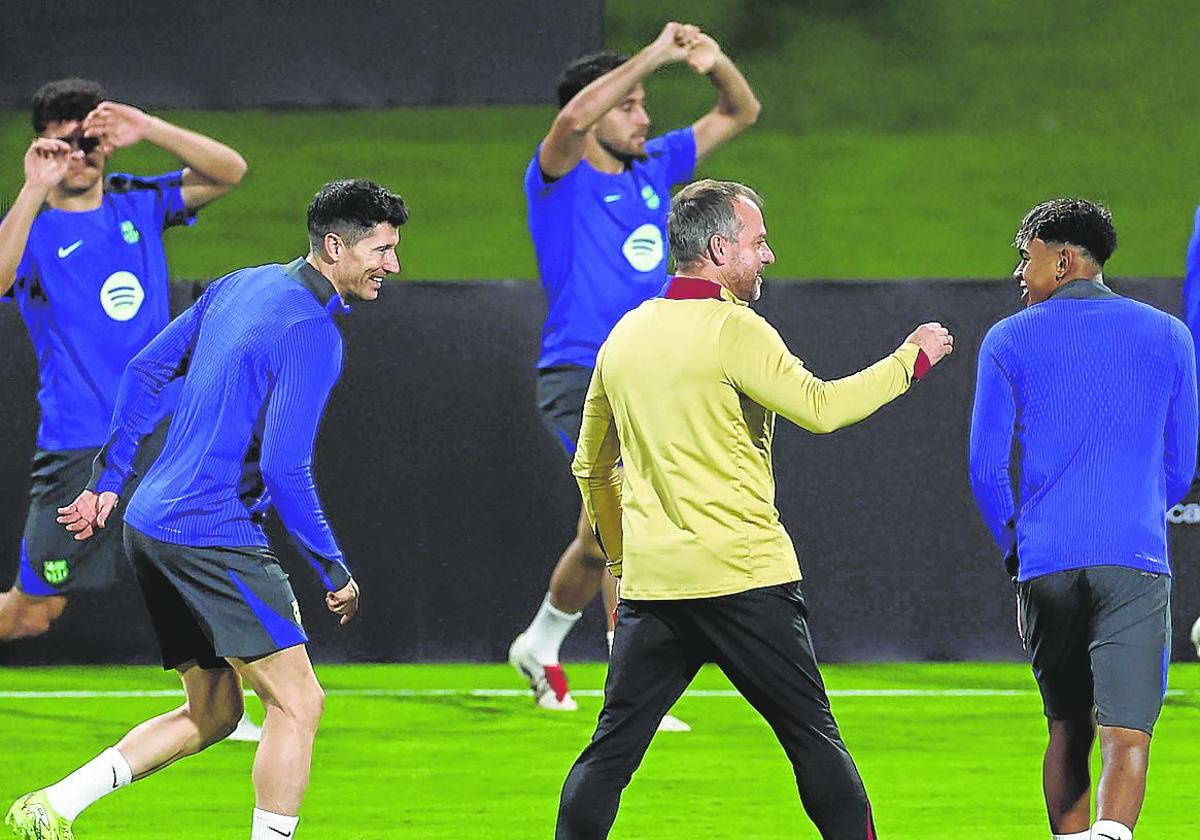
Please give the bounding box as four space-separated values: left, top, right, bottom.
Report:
970 199 1197 840
510 22 761 722
5 179 407 840
0 78 247 643
1179 201 1200 658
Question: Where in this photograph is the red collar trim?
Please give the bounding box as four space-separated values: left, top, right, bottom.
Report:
663 275 724 300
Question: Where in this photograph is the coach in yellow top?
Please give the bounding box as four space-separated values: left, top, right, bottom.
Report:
556 179 954 839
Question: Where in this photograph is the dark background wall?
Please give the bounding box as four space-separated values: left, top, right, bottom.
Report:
2 278 1199 665
0 0 602 108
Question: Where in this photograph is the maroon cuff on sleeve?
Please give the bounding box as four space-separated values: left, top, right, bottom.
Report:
913 349 932 381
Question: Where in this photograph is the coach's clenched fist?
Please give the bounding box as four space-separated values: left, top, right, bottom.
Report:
905 321 954 366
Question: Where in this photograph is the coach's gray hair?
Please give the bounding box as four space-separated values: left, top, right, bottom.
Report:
668 179 764 268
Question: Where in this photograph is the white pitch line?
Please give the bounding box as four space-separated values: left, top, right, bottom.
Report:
4 687 1194 700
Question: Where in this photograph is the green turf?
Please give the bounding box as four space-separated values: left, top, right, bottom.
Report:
1 1 1197 282
3 663 1199 837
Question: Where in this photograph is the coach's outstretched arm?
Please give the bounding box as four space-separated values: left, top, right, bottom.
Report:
687 33 762 162
538 22 696 179
82 101 247 210
722 311 953 435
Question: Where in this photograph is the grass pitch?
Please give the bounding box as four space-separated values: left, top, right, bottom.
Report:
3 663 1199 838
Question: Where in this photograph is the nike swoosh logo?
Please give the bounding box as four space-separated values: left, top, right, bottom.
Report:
267 828 293 837
111 766 119 788
58 240 83 258
603 194 622 203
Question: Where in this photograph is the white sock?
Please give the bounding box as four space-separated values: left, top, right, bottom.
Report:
1091 820 1132 840
1052 832 1090 840
606 630 614 656
524 594 581 663
44 746 132 820
252 808 299 839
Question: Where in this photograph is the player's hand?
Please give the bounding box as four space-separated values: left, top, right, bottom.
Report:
685 32 723 74
326 578 360 625
56 490 120 541
904 322 954 367
24 137 77 192
82 101 153 150
647 22 698 66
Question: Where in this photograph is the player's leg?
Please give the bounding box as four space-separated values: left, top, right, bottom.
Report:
698 582 874 839
5 526 243 839
556 599 702 839
0 588 66 640
231 645 324 838
133 529 313 837
1017 569 1096 836
1042 715 1095 835
5 663 243 839
512 365 603 709
1087 566 1171 839
1 447 125 642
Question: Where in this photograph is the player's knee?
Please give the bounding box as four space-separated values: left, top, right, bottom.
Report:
192 682 246 744
277 681 325 731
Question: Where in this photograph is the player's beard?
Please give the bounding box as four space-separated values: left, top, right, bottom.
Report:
598 136 648 168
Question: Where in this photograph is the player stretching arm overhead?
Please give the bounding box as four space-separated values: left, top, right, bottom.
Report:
0 77 246 644
510 22 760 728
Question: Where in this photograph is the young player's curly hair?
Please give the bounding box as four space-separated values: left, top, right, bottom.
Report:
1014 198 1118 266
31 78 106 134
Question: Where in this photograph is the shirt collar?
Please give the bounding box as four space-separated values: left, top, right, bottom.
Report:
284 257 351 315
1046 277 1118 301
659 275 748 306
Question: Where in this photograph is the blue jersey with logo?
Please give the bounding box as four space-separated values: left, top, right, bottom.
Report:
524 128 696 369
4 171 194 451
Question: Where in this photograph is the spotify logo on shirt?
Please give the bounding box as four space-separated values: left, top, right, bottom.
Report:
622 224 664 272
99 271 146 321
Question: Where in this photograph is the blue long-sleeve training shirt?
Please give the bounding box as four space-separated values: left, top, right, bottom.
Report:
1181 201 1200 481
92 258 353 591
969 278 1198 582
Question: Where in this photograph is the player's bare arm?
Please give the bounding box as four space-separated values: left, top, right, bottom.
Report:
689 33 762 163
82 101 248 211
538 21 697 179
0 139 79 294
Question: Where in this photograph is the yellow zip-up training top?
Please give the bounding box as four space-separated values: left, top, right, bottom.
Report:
572 276 922 600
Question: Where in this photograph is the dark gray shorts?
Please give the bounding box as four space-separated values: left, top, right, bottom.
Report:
15 422 167 597
1017 565 1171 734
124 525 308 671
536 365 593 462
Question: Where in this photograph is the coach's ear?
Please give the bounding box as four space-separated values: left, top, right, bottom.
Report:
707 232 728 267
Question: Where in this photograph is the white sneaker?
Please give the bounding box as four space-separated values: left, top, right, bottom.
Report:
657 713 691 732
225 712 263 742
1191 615 1200 658
509 632 577 711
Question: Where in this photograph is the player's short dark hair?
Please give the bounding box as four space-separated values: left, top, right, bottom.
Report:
306 179 409 251
1014 198 1117 266
556 51 631 107
31 78 106 134
669 179 764 267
